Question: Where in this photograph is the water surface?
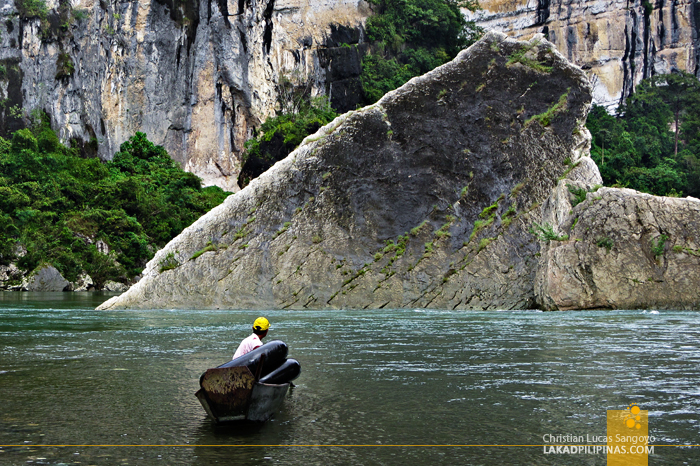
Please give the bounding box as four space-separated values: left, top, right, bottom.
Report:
0 292 698 465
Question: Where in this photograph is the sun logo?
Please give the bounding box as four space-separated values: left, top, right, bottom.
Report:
623 403 642 429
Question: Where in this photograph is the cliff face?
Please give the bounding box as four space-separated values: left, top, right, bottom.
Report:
0 0 369 190
98 32 596 311
470 0 700 109
536 184 700 310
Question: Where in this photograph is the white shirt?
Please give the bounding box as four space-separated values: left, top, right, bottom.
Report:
233 333 262 360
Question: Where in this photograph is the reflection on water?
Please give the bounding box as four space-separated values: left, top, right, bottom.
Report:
0 293 698 465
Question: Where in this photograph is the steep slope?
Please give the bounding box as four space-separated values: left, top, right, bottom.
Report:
0 0 369 190
98 32 594 310
471 0 700 109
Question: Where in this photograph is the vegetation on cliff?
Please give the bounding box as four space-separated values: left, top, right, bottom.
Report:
0 119 230 287
240 0 483 189
586 71 700 197
361 0 482 103
238 90 339 188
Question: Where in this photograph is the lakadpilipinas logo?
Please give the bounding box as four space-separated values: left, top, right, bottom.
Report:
542 404 654 463
607 403 653 465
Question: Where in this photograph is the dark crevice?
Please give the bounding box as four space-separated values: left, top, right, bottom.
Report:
630 11 638 97
671 0 680 43
620 25 631 108
217 0 230 27
262 0 275 55
154 0 200 53
642 0 651 79
536 0 550 25
239 29 248 54
0 58 24 136
658 0 666 46
692 0 700 75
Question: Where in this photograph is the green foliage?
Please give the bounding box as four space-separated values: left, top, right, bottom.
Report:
587 72 700 197
435 221 452 238
16 0 48 19
567 184 588 207
410 220 428 236
0 123 230 283
651 234 668 257
73 8 89 21
469 217 494 242
529 222 569 242
240 95 338 188
525 89 570 127
596 236 614 251
479 201 498 219
190 241 217 261
360 0 483 104
506 39 553 73
158 252 180 273
477 236 495 252
55 53 75 80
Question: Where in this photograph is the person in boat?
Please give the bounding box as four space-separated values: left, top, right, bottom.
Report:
232 317 270 359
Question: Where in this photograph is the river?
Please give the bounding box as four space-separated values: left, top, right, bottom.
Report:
0 292 698 465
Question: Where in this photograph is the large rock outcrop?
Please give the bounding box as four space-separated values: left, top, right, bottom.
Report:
21 264 69 291
98 32 595 310
470 0 700 109
0 0 370 190
536 185 700 310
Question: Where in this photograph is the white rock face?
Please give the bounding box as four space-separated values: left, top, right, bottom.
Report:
470 0 700 110
0 0 370 191
70 273 94 292
103 280 129 292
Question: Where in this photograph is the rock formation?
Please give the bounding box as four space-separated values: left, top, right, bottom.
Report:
21 264 69 291
0 0 370 190
98 32 597 310
536 183 700 310
470 0 700 109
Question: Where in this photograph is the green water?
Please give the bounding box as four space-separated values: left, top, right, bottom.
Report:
0 292 698 465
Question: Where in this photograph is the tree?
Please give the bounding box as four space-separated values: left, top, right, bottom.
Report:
623 71 700 156
587 72 700 197
361 0 483 104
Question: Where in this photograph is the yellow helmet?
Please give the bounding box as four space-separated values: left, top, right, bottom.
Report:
253 317 270 332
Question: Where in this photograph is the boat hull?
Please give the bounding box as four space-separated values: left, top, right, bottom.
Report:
195 365 289 423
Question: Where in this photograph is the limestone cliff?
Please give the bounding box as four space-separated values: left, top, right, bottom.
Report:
98 32 595 310
0 0 370 190
470 0 700 109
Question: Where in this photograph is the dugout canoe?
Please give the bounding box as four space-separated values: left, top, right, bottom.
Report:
195 364 289 423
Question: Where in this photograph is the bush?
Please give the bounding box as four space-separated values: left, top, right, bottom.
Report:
360 0 482 104
0 123 230 284
239 96 338 188
530 222 569 242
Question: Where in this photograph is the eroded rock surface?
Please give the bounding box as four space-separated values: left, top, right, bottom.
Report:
98 32 594 310
536 187 700 310
471 0 700 109
0 0 370 190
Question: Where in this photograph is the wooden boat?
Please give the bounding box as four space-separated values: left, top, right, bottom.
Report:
195 364 289 423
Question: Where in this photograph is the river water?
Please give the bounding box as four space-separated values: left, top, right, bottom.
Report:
0 292 698 465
